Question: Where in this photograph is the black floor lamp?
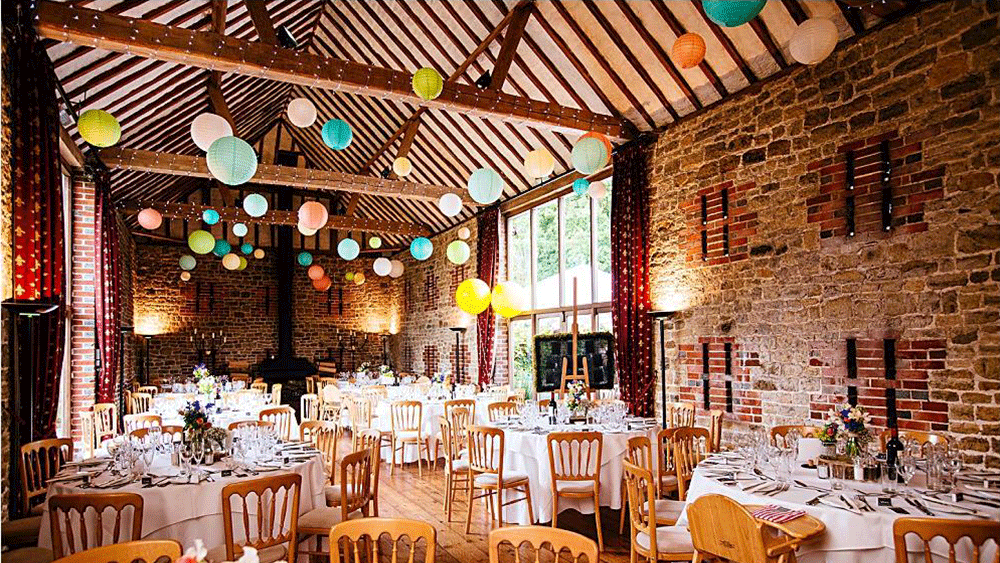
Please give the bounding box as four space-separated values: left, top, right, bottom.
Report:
648 310 675 429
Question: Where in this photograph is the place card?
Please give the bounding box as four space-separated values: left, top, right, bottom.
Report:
221 469 233 477
141 476 153 486
877 497 893 507
947 492 964 503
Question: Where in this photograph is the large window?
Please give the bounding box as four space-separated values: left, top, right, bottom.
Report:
506 189 612 396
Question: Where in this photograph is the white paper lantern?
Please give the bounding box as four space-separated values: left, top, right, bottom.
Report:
222 253 241 270
458 227 471 240
389 259 405 278
438 193 463 217
191 113 233 152
790 18 839 65
588 180 608 199
523 149 555 179
392 157 413 177
287 97 317 128
232 223 248 237
297 223 318 236
373 257 392 276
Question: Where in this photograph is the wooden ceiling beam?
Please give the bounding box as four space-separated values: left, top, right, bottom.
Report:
781 0 808 25
690 0 759 85
749 16 790 69
59 124 85 168
489 1 533 91
647 1 727 98
37 1 630 140
836 1 866 35
245 1 278 45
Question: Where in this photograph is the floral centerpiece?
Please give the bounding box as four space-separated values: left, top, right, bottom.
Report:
178 540 266 563
180 400 214 442
378 364 395 381
563 380 591 417
431 370 448 385
825 403 873 457
191 363 218 395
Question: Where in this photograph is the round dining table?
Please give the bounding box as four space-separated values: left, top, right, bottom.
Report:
151 394 300 438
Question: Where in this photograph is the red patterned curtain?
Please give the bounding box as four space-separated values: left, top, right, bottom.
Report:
476 206 500 386
610 141 654 416
6 5 66 440
95 173 121 404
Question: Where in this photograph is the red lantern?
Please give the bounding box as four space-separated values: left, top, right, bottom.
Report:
307 265 325 280
312 275 332 291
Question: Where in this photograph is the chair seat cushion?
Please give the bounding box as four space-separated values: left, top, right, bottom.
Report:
2 547 53 563
394 430 421 441
659 474 679 490
449 459 470 473
324 484 358 506
645 499 686 523
1 516 43 549
298 506 362 532
556 479 596 493
206 543 287 563
474 470 529 487
635 526 694 554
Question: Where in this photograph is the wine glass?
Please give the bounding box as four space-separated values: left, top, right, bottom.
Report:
179 443 194 477
192 440 205 468
898 454 917 497
142 439 156 475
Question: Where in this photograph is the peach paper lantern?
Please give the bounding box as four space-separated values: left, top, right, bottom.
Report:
672 33 706 69
308 265 325 280
580 132 613 162
137 208 162 230
298 201 329 230
312 276 332 291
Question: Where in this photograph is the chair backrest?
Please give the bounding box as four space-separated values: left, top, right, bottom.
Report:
129 393 153 414
349 398 374 431
135 386 159 396
487 401 518 422
300 393 319 422
449 407 472 453
48 492 144 559
250 381 268 393
538 399 551 409
230 373 250 386
438 416 457 466
299 420 339 475
220 473 301 562
363 385 388 400
123 414 161 435
709 409 725 451
322 383 341 403
259 406 295 440
879 429 950 456
159 425 184 443
52 539 181 563
330 518 436 563
391 401 423 433
467 426 505 477
488 526 598 563
622 460 658 552
656 427 678 481
227 420 275 431
770 425 822 448
686 494 771 563
306 376 316 395
547 432 603 484
667 402 696 427
444 399 476 423
338 448 375 520
271 383 282 405
93 403 118 442
20 438 73 511
79 412 96 459
356 429 383 454
625 435 655 473
892 517 1000 563
673 426 712 499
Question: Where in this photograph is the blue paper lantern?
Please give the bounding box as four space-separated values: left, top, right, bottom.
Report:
232 222 248 237
179 255 197 271
410 237 433 261
202 209 220 225
571 137 609 175
702 0 767 27
337 238 360 261
467 167 504 205
213 239 231 257
573 178 590 196
206 136 257 185
298 252 313 267
240 243 253 255
243 193 268 217
321 119 353 150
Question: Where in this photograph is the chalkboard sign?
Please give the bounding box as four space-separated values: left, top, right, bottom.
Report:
534 332 615 392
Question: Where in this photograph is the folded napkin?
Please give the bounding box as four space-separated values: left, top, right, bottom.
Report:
751 505 806 523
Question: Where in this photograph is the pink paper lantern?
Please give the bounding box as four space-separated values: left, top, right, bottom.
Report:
308 265 325 280
137 208 162 230
298 201 329 230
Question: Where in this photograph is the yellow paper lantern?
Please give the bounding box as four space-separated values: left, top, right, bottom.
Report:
412 68 443 101
523 149 555 179
672 33 706 69
393 157 413 177
455 278 491 315
222 253 241 270
491 281 530 318
77 109 121 148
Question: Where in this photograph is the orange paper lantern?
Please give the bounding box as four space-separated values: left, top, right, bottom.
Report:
298 201 329 230
672 33 706 69
580 131 612 161
307 265 325 280
312 275 332 291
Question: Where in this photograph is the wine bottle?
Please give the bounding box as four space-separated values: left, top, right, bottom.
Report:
886 426 903 482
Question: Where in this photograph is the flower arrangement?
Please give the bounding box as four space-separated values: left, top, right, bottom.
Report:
196 375 217 395
180 401 214 438
378 364 395 379
177 540 265 563
563 380 590 413
431 370 448 385
204 426 228 450
818 422 839 445
825 403 873 455
192 363 210 381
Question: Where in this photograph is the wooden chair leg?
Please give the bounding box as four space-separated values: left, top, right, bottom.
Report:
552 493 559 528
524 483 535 525
465 481 476 534
443 471 451 513
416 439 423 477
594 490 604 552
496 487 504 529
619 481 627 533
390 437 396 475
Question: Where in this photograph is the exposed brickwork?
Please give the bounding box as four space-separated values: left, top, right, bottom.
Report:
684 181 758 265
70 176 97 442
677 339 762 423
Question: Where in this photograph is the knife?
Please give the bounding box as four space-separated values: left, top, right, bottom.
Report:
906 497 935 516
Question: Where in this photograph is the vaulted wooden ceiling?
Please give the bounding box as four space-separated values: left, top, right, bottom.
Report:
42 0 914 246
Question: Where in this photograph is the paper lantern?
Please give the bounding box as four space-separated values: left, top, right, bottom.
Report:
190 113 232 151
373 257 392 276
232 222 248 237
588 180 608 199
412 67 443 101
207 136 257 185
455 279 491 315
240 243 253 255
321 119 353 150
137 208 162 230
222 253 241 270
179 255 197 271
180 271 192 282
237 257 248 271
298 201 329 230
467 167 504 205
297 223 318 236
243 193 268 217
338 238 360 261
253 248 265 259
345 272 355 282
188 230 215 254
313 276 332 291
572 137 609 175
77 109 120 147
438 193 463 217
298 252 313 267
702 0 766 27
287 97 317 128
368 236 382 249
410 237 433 261
457 227 471 240
581 132 613 160
491 281 530 318
572 178 590 196
354 272 366 285
672 33 706 69
446 240 470 265
389 260 404 278
790 18 839 65
523 149 555 179
202 209 220 225
392 157 413 177
308 265 325 280
213 239 232 257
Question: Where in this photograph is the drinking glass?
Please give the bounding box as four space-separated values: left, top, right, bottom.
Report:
179 443 194 476
142 440 156 475
898 455 917 497
880 459 898 494
192 440 205 467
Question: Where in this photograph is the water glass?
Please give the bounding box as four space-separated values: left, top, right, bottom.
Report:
881 460 898 494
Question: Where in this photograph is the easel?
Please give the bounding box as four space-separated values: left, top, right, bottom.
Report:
558 278 591 400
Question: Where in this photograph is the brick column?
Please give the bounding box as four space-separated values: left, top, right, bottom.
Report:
69 172 96 441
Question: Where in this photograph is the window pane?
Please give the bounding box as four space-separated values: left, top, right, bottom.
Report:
571 313 592 334
510 319 533 397
533 201 559 310
597 311 613 333
595 187 612 303
508 212 531 294
536 314 563 335
561 193 592 306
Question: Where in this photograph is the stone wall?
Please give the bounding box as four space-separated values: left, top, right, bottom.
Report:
648 2 999 465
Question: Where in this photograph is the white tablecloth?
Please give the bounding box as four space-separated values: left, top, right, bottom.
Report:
37 453 326 552
677 455 999 563
152 395 300 438
369 398 491 464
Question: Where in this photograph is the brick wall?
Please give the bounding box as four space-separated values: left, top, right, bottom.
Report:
69 175 97 441
648 2 998 465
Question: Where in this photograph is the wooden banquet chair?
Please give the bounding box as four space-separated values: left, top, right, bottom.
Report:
123 414 161 435
52 540 181 563
320 383 343 421
306 376 317 395
655 428 680 499
465 425 535 533
227 420 275 431
487 401 518 422
354 429 384 516
363 385 388 401
250 381 268 393
438 415 470 521
488 526 598 563
48 492 144 559
709 409 725 452
212 473 301 563
879 429 950 455
135 385 159 396
19 438 73 517
666 402 696 428
270 382 282 405
298 448 375 561
259 405 295 441
348 397 390 454
547 431 605 550
620 435 686 534
300 393 320 422
770 425 822 448
330 518 437 563
390 400 430 476
128 392 153 414
92 403 118 444
622 461 694 562
892 518 1000 563
230 373 250 386
673 426 712 500
300 420 339 479
432 399 476 469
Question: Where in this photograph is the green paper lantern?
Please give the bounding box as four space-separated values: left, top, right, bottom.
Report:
467 167 504 205
202 209 220 225
573 178 590 196
321 119 353 150
702 0 767 27
338 238 360 261
77 109 121 147
206 136 258 185
571 137 609 175
345 272 355 282
446 240 470 265
297 252 313 267
188 230 215 255
237 256 248 271
410 237 433 261
179 255 197 271
213 239 232 257
368 236 382 249
240 243 253 255
412 67 443 101
243 193 268 217
232 222 248 237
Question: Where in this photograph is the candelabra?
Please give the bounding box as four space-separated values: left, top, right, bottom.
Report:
191 327 227 373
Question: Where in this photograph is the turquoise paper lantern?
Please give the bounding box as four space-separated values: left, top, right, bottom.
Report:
202 209 220 225
410 237 433 261
467 167 504 205
571 137 609 175
240 243 253 255
298 252 313 267
179 255 197 271
573 178 590 196
337 238 360 261
206 136 257 185
213 239 232 257
321 119 353 150
232 222 248 237
702 0 767 27
243 193 268 217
